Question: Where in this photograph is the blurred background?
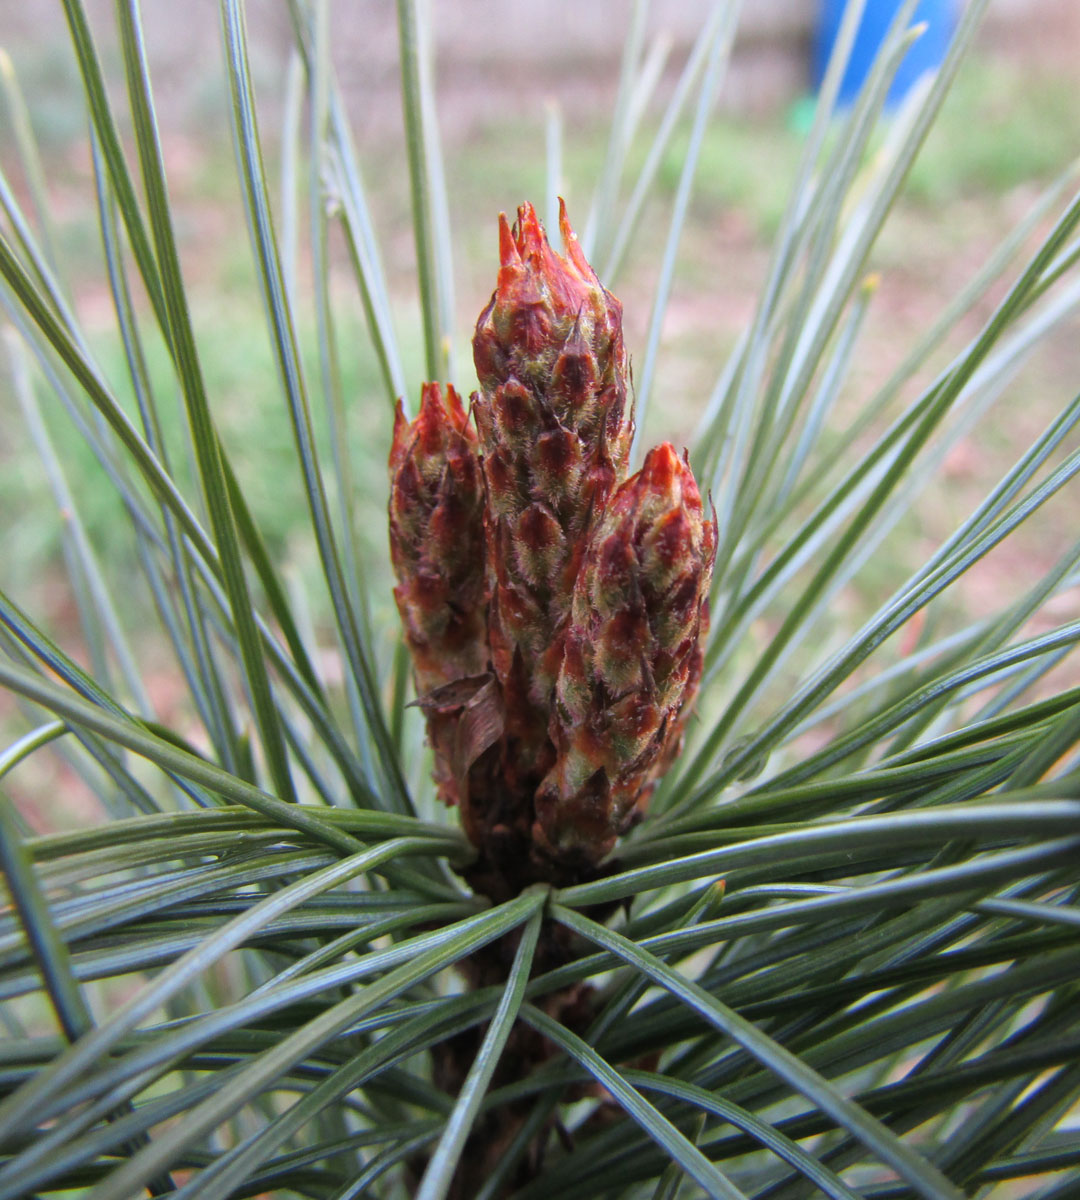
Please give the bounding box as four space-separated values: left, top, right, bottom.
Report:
2 0 1079 820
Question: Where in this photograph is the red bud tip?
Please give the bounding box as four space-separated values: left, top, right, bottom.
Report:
418 380 441 410
515 201 547 264
389 398 410 473
498 211 520 271
486 200 612 341
418 380 470 438
640 442 681 493
559 195 594 283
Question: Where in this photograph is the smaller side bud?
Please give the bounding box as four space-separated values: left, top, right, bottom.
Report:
388 383 490 805
535 444 716 864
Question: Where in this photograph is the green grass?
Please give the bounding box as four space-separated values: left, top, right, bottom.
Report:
909 54 1080 202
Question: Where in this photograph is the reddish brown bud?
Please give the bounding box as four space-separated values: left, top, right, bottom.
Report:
472 201 633 742
388 383 489 804
387 203 713 886
535 444 716 863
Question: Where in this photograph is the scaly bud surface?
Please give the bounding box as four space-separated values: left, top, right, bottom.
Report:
535 444 716 864
388 203 715 885
472 201 633 779
388 383 489 805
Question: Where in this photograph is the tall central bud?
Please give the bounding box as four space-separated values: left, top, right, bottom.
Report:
472 201 633 783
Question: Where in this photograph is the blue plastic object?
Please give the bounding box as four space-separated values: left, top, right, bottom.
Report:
813 0 957 109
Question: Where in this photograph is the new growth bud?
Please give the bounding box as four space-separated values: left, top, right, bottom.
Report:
388 383 489 805
389 203 714 883
535 444 716 864
473 201 633 709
